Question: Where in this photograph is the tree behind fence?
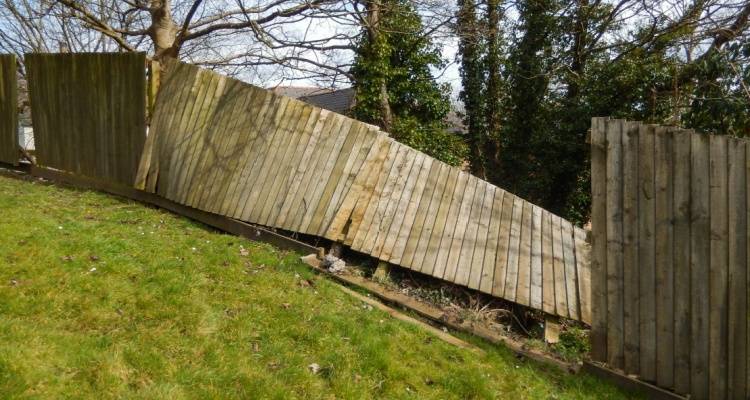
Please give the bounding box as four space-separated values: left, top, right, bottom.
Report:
25 52 146 185
590 117 749 399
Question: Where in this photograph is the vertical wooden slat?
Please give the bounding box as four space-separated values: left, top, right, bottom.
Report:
621 120 640 374
690 132 710 400
479 189 504 294
654 126 674 389
528 205 543 310
561 219 579 320
605 119 624 369
389 157 434 265
672 128 692 395
433 171 469 279
504 197 524 301
541 210 556 315
639 124 657 382
708 134 728 400
552 214 569 318
590 117 608 362
727 137 747 400
574 227 592 325
444 175 478 282
414 165 456 274
515 201 533 306
492 192 515 297
456 179 486 286
0 54 18 165
468 184 494 290
399 159 442 267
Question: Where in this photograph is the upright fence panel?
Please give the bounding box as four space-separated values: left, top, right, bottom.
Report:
0 54 18 165
26 52 146 185
590 117 749 400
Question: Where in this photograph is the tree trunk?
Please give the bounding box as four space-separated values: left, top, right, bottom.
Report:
366 0 393 133
483 0 503 182
149 0 178 62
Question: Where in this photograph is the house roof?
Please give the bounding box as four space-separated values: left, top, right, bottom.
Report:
271 86 333 99
300 88 356 115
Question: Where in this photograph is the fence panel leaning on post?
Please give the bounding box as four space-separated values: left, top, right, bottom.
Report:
589 117 749 400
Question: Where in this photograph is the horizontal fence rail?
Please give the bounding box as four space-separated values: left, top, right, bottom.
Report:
590 117 749 400
137 60 592 323
25 52 147 185
0 54 17 165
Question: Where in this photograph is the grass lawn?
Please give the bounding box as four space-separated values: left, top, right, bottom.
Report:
0 173 634 399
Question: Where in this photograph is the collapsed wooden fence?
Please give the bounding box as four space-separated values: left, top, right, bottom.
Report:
0 53 590 324
137 60 592 324
590 117 749 400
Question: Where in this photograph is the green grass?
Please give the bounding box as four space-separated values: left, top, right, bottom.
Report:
0 174 634 399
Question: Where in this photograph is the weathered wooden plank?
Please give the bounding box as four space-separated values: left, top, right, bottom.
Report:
399 159 442 267
388 156 434 265
590 117 608 362
216 89 275 216
200 83 265 212
432 171 469 279
561 219 579 321
237 95 294 222
349 142 401 250
727 137 747 400
504 196 524 301
174 71 226 203
621 120 640 374
369 148 420 258
443 174 477 282
654 125 674 389
164 68 216 201
638 123 657 382
324 134 390 241
381 152 428 262
0 54 17 165
268 106 324 227
672 128 691 395
747 141 750 400
296 116 356 233
708 133 728 400
605 119 624 369
468 184 495 290
316 125 379 236
492 191 515 298
275 109 333 230
413 163 455 273
690 131 710 400
247 99 307 224
455 178 486 286
479 189 504 294
574 227 591 325
354 143 410 254
529 205 544 310
515 200 533 306
541 210 556 315
187 78 242 208
415 165 457 274
552 214 569 319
